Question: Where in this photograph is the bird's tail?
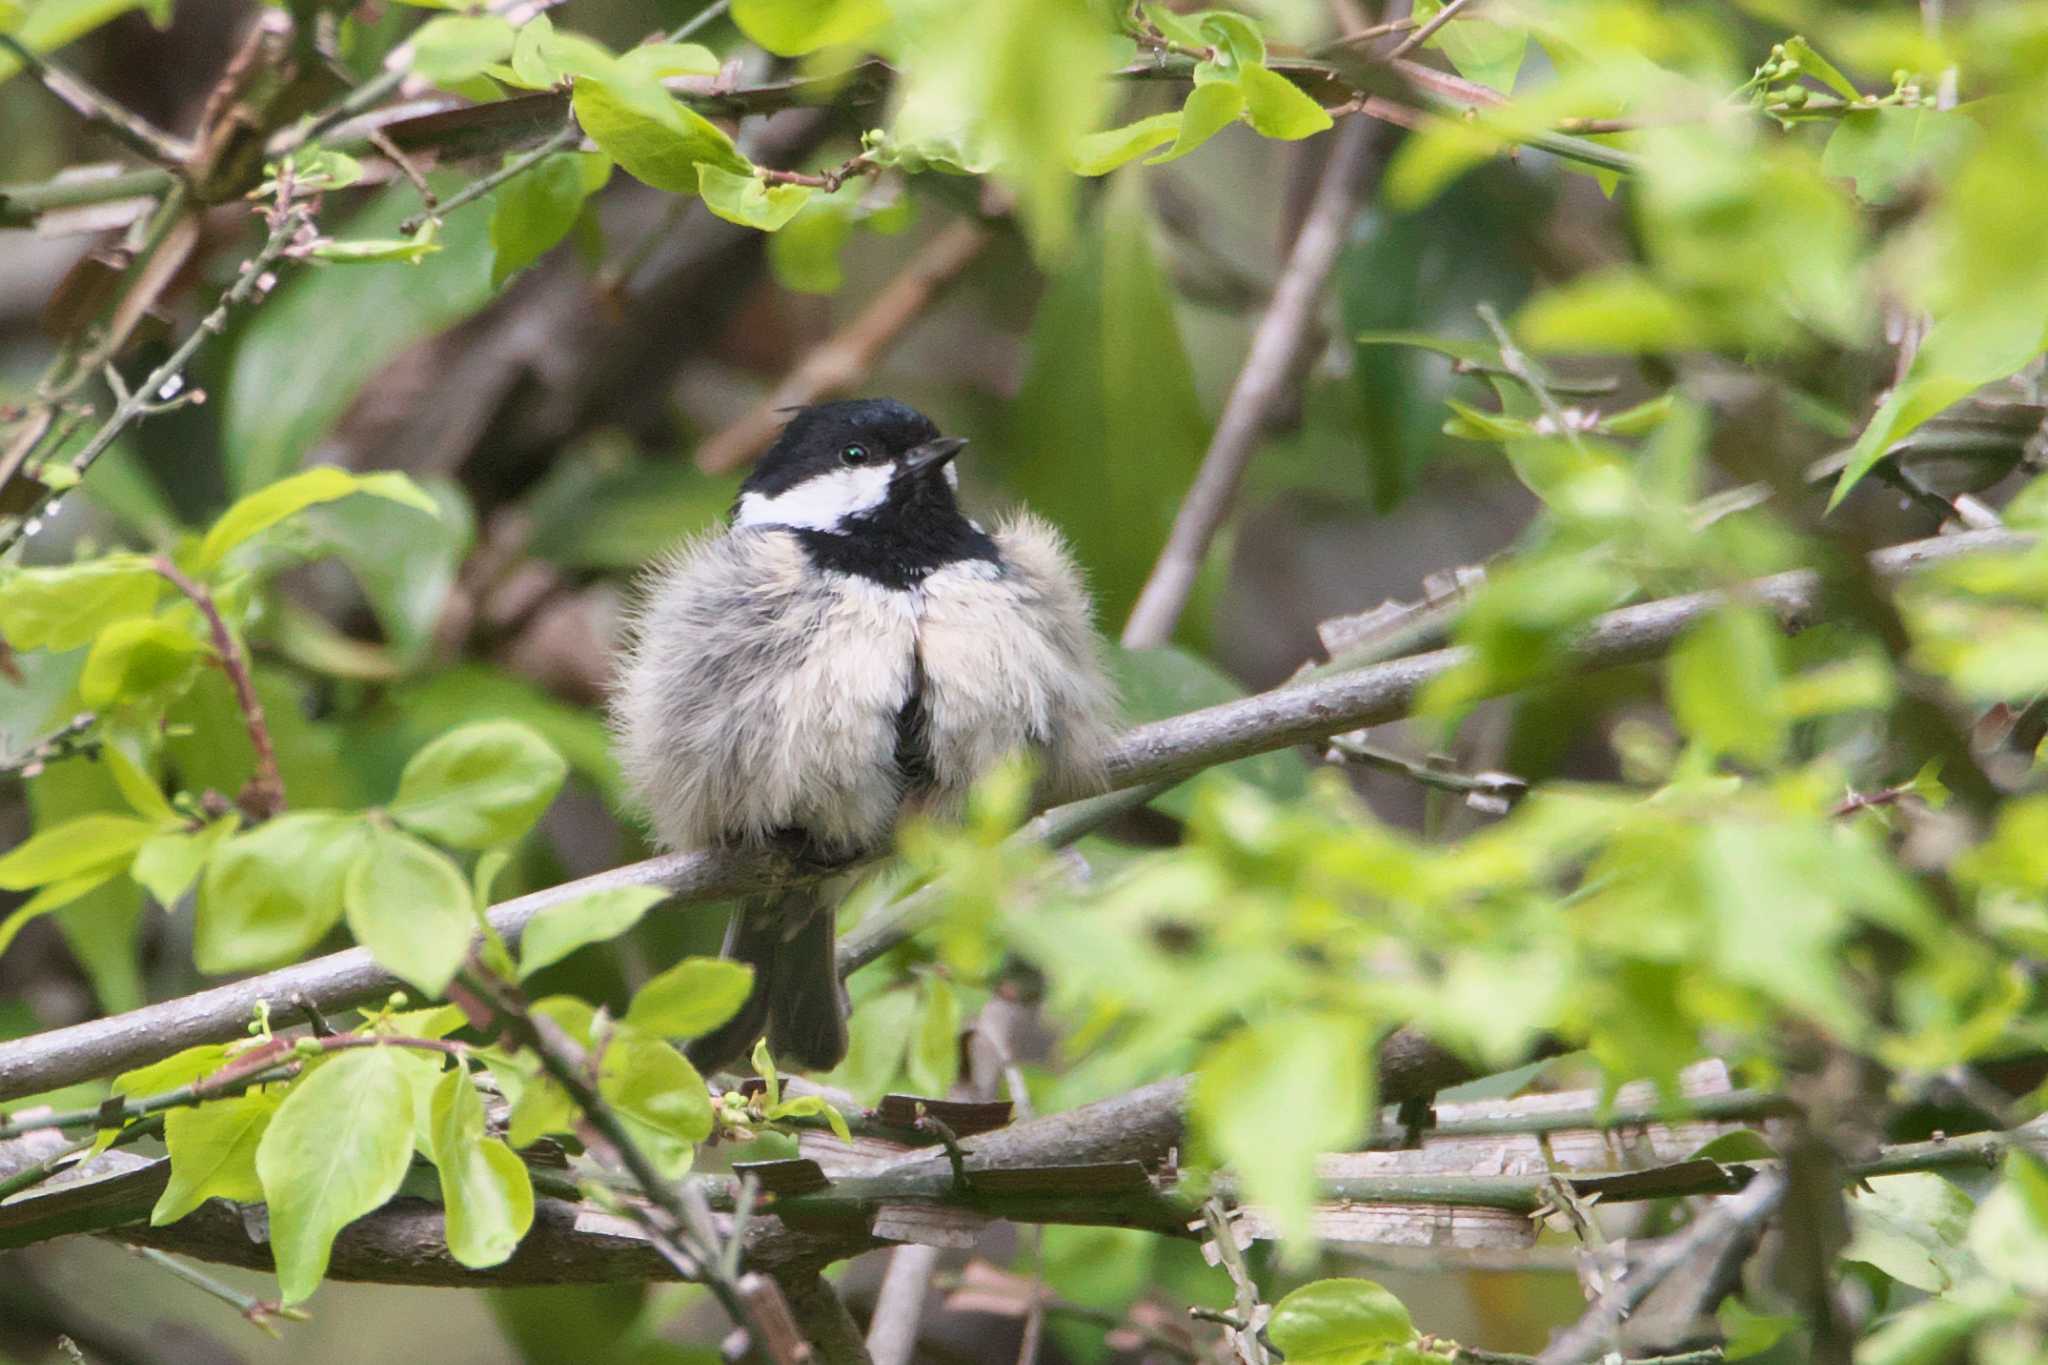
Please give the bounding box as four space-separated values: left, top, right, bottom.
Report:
683 888 848 1076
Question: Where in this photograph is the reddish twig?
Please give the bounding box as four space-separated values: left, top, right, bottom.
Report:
757 151 879 193
152 556 287 822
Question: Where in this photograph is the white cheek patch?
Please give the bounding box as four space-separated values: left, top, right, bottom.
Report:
736 465 894 531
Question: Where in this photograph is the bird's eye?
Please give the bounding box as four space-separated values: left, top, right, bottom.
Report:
842 444 871 466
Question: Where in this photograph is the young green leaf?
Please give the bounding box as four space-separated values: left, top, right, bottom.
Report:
598 1025 712 1177
101 743 179 825
153 1089 281 1225
256 1046 418 1304
1266 1279 1418 1364
387 720 568 850
1238 64 1332 141
194 468 438 574
344 824 475 997
1071 112 1182 175
0 812 157 890
615 41 721 81
732 0 888 57
132 815 238 909
753 1036 780 1108
625 956 756 1037
764 1093 855 1143
0 869 120 958
310 221 443 266
1667 607 1785 767
571 74 751 193
490 152 612 286
195 812 369 973
696 164 813 231
1149 80 1243 164
907 973 960 1096
409 15 517 87
0 554 162 652
77 616 209 709
517 886 667 978
428 1066 535 1268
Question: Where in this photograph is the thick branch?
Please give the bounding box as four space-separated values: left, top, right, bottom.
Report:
0 528 2028 1104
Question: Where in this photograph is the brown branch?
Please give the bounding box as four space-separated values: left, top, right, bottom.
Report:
1387 0 1475 60
758 152 879 192
152 556 287 823
0 33 192 167
1121 116 1388 646
0 527 2030 1106
695 219 995 473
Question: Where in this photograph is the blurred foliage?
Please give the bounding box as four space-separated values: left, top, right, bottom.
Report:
4 0 2048 1359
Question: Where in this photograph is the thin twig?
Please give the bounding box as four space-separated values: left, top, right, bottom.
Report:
398 121 581 235
758 151 877 192
697 219 994 472
0 33 192 166
670 0 734 43
1388 0 1475 60
1327 732 1528 808
1 713 100 780
153 556 287 823
367 127 437 211
1200 1199 1269 1365
1122 117 1383 647
129 1247 309 1337
0 202 314 555
1311 14 1420 56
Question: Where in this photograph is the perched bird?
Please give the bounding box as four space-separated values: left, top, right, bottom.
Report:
612 398 1117 1073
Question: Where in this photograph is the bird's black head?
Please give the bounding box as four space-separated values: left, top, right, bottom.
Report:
732 398 997 588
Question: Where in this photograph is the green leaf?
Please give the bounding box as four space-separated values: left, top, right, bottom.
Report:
1193 1012 1373 1243
388 720 568 850
222 184 499 492
410 15 517 87
1008 172 1211 631
77 615 209 709
571 74 750 193
153 1089 280 1225
1821 106 1970 205
598 1025 712 1177
830 987 917 1100
696 164 813 231
502 12 617 88
0 1 159 85
132 815 238 909
1717 1297 1799 1361
344 825 475 997
101 742 177 824
732 0 887 56
112 1043 233 1102
195 468 438 574
490 152 612 286
1514 266 1712 354
1238 65 1332 140
428 1067 535 1268
1968 1153 2048 1295
0 554 162 652
765 1093 852 1142
310 475 476 668
615 41 721 81
768 197 858 292
906 973 960 1096
518 886 668 978
0 812 156 890
1667 607 1785 766
1073 112 1182 175
1413 0 1526 93
753 1036 780 1107
1844 1173 1981 1294
310 221 443 266
1149 80 1242 164
1267 1279 1417 1365
625 957 757 1038
256 1046 418 1304
1779 36 1861 102
1197 11 1265 69
196 813 369 973
0 868 121 958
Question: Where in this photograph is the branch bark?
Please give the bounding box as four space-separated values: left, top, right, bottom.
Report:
0 527 2028 1104
1121 116 1388 648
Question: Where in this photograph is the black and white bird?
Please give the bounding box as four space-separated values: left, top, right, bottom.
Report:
612 398 1117 1073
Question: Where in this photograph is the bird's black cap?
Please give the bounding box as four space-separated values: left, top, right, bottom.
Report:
743 398 944 498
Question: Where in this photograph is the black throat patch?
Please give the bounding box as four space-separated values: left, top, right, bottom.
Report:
793 476 1000 590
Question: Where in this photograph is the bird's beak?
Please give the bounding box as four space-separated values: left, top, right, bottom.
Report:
899 436 968 478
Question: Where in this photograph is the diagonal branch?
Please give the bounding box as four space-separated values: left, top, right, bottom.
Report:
0 33 192 167
0 528 2030 1104
1121 116 1388 647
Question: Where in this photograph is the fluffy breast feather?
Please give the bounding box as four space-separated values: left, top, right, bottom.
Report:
610 528 917 855
917 511 1119 807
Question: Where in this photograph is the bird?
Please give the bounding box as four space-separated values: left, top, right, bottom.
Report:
611 398 1117 1074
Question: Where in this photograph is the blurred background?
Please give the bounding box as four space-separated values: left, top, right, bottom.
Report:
4 0 2038 1360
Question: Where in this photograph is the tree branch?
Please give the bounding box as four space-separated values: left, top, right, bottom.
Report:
1121 117 1387 647
0 527 2028 1104
152 557 287 823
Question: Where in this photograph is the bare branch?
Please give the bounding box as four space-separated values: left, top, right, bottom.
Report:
0 33 192 167
152 557 287 823
1121 117 1386 647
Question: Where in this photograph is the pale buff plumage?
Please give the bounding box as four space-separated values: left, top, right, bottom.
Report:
611 511 1117 860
